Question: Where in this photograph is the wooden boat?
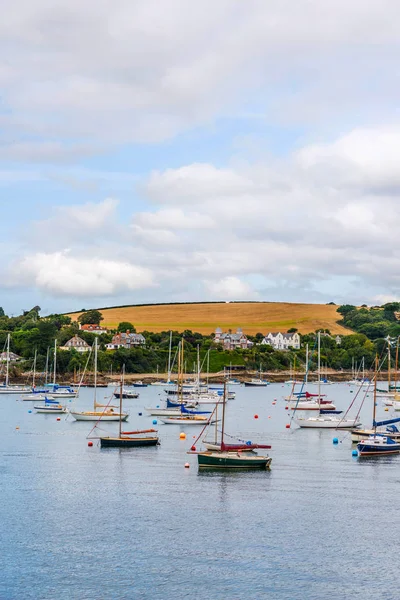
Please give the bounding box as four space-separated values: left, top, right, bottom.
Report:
159 415 215 425
198 451 271 469
99 383 159 448
196 383 271 469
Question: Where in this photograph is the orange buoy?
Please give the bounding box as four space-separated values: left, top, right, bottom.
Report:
15 426 20 430
88 441 93 447
179 432 186 440
272 401 276 405
184 462 190 468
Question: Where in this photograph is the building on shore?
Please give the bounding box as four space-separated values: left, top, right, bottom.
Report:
60 335 90 353
261 332 301 350
214 327 253 350
79 323 109 335
106 331 146 350
0 351 21 362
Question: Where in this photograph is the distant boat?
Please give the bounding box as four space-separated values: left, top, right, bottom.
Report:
114 389 139 399
34 397 67 414
244 378 269 387
295 332 360 429
0 334 31 394
132 381 148 388
70 340 128 422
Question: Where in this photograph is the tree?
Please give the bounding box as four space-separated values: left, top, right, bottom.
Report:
78 310 103 325
287 327 298 333
337 304 356 316
0 307 5 317
117 321 136 333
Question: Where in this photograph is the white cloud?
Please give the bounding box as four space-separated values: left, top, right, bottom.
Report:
11 251 154 297
1 0 400 156
205 276 257 300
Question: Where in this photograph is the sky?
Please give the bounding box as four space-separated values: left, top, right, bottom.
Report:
1 0 400 316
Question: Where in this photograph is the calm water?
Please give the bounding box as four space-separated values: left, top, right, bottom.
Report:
1 382 399 599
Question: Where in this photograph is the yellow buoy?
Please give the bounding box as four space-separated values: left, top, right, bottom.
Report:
179 432 186 440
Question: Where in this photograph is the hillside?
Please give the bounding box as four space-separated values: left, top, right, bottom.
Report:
67 302 350 335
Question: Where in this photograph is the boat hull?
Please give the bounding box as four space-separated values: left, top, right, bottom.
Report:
34 406 67 413
357 437 400 456
295 417 361 429
158 416 216 425
197 452 271 469
70 411 128 421
100 436 159 447
351 428 400 443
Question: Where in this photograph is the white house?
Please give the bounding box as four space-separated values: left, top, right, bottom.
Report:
60 335 90 353
214 327 253 350
79 323 109 335
261 332 301 350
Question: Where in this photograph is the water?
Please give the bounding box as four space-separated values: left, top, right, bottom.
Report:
1 383 399 599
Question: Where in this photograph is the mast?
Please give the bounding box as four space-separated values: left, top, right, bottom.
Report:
44 347 49 385
5 333 10 387
305 344 309 384
317 331 321 410
206 349 210 389
93 338 98 410
395 338 399 391
197 345 200 389
388 341 391 389
220 380 227 450
53 339 57 386
119 377 123 438
373 355 378 432
167 331 172 383
32 349 37 388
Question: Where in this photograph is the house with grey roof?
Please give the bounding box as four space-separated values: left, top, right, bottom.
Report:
214 327 253 350
261 332 301 350
106 331 146 350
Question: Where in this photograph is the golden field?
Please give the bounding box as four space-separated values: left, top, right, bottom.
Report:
67 302 350 335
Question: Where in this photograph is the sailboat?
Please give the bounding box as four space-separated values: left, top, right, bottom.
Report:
0 334 31 394
357 357 400 456
70 339 128 422
295 332 361 429
34 397 67 414
98 381 159 448
196 384 272 469
244 364 269 386
158 340 217 426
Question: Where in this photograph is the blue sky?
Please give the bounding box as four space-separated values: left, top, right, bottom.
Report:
1 0 400 316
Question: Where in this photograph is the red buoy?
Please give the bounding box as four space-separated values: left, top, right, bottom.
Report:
88 441 93 447
254 414 259 419
285 406 289 410
191 445 196 451
56 417 61 421
285 424 291 429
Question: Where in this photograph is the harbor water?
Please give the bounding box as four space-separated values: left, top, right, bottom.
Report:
1 382 399 599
